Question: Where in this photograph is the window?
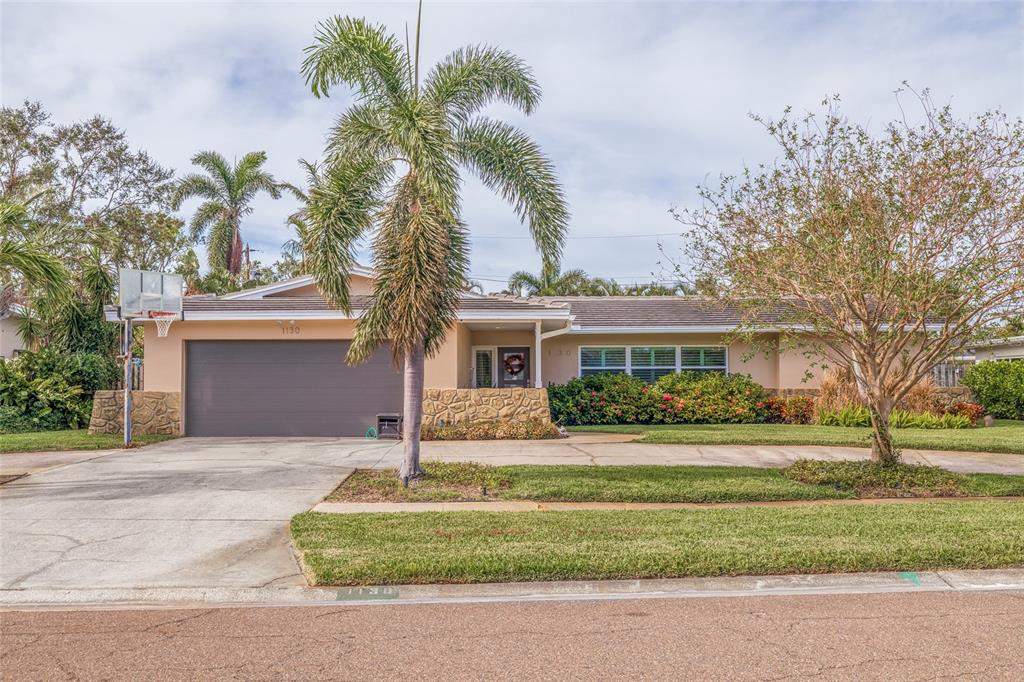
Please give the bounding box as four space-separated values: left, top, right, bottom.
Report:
580 347 627 376
680 346 727 373
473 349 495 388
629 347 677 383
579 345 728 381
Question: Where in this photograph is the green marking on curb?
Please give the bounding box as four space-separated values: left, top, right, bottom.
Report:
898 571 923 586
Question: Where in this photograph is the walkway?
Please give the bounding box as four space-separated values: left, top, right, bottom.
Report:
420 434 1024 474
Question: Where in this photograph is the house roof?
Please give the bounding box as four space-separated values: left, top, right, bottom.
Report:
544 297 787 331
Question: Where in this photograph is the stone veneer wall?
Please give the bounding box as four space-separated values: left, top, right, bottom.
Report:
89 390 181 436
422 388 551 427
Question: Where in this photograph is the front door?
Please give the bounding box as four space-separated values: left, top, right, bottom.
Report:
497 347 531 388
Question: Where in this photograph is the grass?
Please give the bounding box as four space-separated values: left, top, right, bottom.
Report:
291 501 1024 585
567 419 1024 455
328 461 1024 504
0 430 175 453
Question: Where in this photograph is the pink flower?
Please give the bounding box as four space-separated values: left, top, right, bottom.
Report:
662 394 673 401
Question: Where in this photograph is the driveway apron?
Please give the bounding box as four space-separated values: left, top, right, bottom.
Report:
0 438 399 593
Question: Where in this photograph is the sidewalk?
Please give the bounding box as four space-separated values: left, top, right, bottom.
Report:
419 434 1024 474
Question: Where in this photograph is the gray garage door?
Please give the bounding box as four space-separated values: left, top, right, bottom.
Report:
185 340 402 437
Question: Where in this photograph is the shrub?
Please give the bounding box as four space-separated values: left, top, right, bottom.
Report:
547 373 660 426
783 459 969 497
816 366 862 413
948 401 986 425
815 406 971 429
421 419 562 441
0 348 111 433
898 376 943 414
962 360 1024 419
780 395 816 424
652 372 772 424
817 405 871 427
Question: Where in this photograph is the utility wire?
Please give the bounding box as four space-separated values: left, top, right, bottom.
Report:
470 231 681 240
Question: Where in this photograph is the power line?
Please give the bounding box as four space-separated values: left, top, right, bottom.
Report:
470 231 681 241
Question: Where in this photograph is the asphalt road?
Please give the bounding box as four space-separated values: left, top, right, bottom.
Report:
3 590 1023 680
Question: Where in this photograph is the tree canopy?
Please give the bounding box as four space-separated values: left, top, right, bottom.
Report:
678 91 1024 462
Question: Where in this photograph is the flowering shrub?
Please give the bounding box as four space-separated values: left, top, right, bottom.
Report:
764 394 816 424
547 372 773 426
948 401 985 425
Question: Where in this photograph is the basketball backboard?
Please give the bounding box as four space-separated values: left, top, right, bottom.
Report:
118 268 184 319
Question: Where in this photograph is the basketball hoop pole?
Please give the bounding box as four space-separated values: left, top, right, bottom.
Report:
123 318 133 447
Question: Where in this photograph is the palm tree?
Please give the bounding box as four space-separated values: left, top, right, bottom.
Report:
506 262 591 297
0 201 70 315
171 151 281 276
302 6 569 482
278 160 321 276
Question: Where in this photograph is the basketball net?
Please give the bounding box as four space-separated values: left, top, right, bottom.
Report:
148 311 178 337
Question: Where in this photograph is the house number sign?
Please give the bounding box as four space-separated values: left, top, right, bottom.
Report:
281 325 301 335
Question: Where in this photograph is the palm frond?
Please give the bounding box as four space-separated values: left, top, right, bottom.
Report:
189 150 233 190
424 46 540 124
457 117 568 265
506 270 542 296
188 201 225 242
302 16 411 106
205 220 234 272
325 104 397 164
305 155 394 314
171 173 223 209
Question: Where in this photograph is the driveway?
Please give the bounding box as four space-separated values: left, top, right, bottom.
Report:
0 437 398 594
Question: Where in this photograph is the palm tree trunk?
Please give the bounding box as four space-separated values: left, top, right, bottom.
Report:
398 340 426 484
228 224 243 276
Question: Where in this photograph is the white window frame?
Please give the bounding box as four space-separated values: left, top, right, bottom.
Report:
678 345 729 374
471 346 498 388
578 344 729 379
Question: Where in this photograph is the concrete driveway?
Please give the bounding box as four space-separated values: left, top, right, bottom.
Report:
0 437 399 594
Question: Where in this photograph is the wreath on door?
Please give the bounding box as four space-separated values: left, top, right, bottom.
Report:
503 353 526 377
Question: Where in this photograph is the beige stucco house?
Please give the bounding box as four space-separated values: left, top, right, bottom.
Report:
0 305 30 359
969 335 1024 363
104 268 825 437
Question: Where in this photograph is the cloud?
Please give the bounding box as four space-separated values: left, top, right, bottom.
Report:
4 1 1022 290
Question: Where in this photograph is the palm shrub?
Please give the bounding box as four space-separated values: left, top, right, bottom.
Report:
962 360 1024 420
301 7 569 482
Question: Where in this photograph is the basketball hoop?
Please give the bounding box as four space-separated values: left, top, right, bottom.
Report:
148 311 178 338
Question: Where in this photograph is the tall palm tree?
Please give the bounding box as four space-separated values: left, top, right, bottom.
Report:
1 201 70 315
171 151 282 275
506 262 591 297
302 6 569 482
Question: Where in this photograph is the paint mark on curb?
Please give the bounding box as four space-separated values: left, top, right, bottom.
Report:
335 586 399 601
899 572 923 587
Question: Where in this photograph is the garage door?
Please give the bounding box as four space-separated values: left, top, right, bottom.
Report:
185 340 402 437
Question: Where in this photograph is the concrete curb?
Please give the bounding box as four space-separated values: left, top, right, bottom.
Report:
313 496 1024 514
2 569 1022 610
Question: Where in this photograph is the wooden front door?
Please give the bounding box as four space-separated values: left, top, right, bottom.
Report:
497 347 531 388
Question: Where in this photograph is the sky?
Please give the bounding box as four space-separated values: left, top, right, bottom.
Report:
3 1 1022 291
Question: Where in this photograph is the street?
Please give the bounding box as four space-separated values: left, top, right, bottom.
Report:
3 590 1022 680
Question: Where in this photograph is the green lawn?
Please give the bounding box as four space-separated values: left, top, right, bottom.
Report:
0 430 175 453
292 501 1024 585
567 420 1024 454
329 461 1024 504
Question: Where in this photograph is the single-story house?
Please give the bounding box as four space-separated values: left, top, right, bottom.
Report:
100 268 827 437
0 304 31 359
968 335 1024 363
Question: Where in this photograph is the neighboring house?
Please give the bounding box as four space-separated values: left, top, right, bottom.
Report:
105 269 831 437
968 335 1024 363
0 304 30 359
